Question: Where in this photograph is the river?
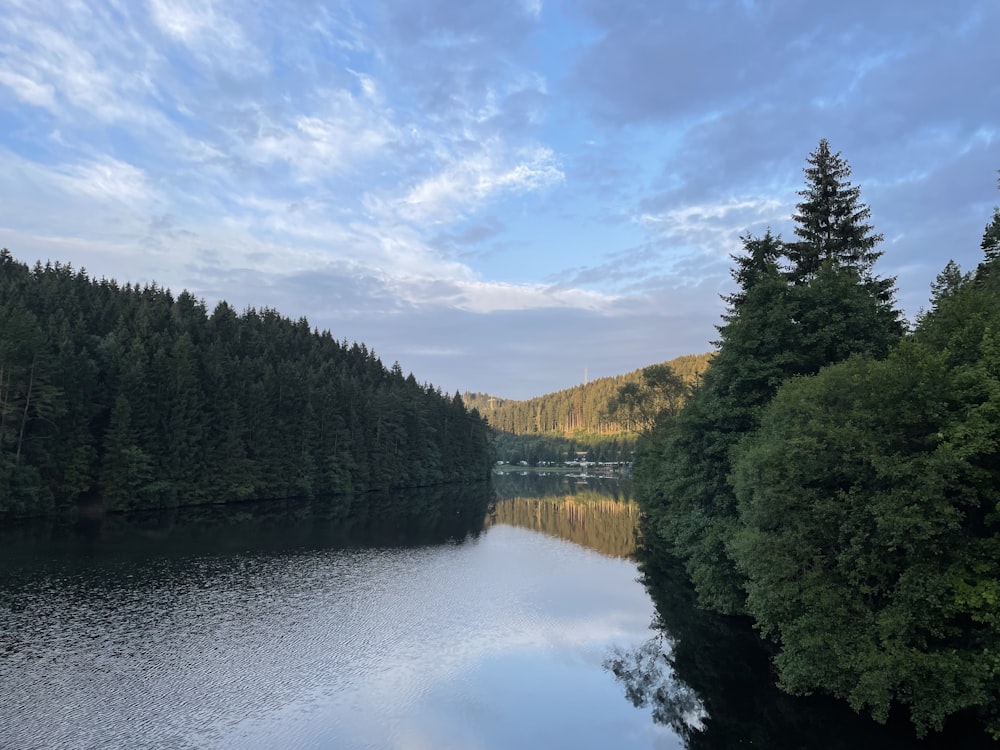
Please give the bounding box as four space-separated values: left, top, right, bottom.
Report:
0 476 680 749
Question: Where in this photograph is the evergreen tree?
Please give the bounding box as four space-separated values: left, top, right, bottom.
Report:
979 175 1000 270
640 231 795 613
639 143 903 615
730 244 1000 735
713 186 1000 740
788 139 885 290
0 251 494 518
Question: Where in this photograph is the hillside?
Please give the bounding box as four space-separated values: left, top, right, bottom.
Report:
464 353 711 437
0 250 493 517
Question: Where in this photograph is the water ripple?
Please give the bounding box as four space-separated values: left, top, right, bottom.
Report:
1 521 661 750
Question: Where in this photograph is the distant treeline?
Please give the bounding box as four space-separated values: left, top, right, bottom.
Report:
492 430 637 465
464 353 710 437
637 141 1000 738
0 250 493 517
469 353 708 466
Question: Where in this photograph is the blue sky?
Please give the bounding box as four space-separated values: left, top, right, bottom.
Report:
1 0 998 399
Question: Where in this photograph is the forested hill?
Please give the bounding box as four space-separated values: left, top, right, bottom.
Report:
463 353 710 436
0 250 493 518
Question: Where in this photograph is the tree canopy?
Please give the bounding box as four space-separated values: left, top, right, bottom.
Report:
635 142 1000 739
0 251 493 517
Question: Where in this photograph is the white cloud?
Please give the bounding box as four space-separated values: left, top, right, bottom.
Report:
148 0 215 42
0 69 56 108
0 3 166 125
147 0 259 71
399 144 564 223
451 280 616 314
56 157 156 208
248 95 397 179
522 0 543 19
638 195 787 263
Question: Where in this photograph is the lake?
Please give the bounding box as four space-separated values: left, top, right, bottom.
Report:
0 476 681 749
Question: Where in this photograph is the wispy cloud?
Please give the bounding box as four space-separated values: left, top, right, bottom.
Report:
246 95 397 179
0 69 56 109
148 0 262 72
638 196 787 258
1 0 997 397
398 144 564 223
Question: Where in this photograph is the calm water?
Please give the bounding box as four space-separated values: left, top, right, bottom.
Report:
0 480 678 749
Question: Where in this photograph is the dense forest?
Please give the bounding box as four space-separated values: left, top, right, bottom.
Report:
464 352 710 435
469 353 710 466
636 140 1000 739
0 252 493 517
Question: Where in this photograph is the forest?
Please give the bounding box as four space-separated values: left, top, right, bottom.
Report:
467 353 710 465
464 352 709 435
0 252 493 517
636 139 1000 739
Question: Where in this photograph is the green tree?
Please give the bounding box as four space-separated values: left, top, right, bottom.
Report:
639 143 902 616
0 250 494 518
639 231 794 614
979 174 1000 270
728 214 1000 739
730 339 1000 736
100 395 153 510
607 363 688 433
788 138 884 284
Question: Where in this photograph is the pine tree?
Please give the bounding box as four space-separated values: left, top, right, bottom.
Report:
981 172 1000 268
639 145 903 615
788 139 884 283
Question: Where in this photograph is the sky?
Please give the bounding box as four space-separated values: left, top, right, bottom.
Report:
1 0 998 400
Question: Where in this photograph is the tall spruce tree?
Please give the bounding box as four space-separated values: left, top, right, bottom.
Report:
787 139 885 287
639 143 902 616
729 207 1000 737
979 174 1000 270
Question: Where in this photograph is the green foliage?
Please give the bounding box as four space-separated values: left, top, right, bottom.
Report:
610 523 988 748
983 207 1000 265
788 138 884 282
640 210 902 614
0 252 494 517
731 328 1000 734
606 363 689 433
464 353 711 437
981 172 1000 268
634 152 1000 739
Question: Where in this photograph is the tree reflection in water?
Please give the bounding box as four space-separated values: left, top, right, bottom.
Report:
490 472 639 558
606 637 704 737
608 522 994 750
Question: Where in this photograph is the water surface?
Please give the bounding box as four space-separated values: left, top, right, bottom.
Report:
0 482 673 749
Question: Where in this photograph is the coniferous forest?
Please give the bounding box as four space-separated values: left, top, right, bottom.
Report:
464 353 710 436
466 354 710 465
636 140 1000 739
0 251 493 518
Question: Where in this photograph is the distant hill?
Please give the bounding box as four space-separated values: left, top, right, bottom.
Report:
464 353 711 436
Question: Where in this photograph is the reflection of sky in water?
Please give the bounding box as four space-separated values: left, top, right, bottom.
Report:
2 518 679 750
